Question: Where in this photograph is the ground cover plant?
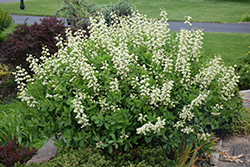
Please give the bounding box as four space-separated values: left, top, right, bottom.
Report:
1 0 250 23
13 9 244 166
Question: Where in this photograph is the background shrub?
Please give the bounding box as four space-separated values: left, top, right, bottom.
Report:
0 8 13 35
235 46 250 90
0 63 17 102
87 0 133 26
241 13 250 22
0 135 37 167
55 0 88 26
0 16 67 74
14 10 243 159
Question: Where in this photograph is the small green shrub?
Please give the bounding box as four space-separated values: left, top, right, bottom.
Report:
87 0 133 26
241 13 250 22
25 144 177 167
235 46 250 90
14 9 242 158
0 8 13 35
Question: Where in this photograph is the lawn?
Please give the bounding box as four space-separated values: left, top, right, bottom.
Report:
202 32 250 66
0 24 17 42
1 0 250 23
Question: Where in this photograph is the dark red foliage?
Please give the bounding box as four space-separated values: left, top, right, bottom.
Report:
0 135 37 167
0 16 91 75
0 16 67 74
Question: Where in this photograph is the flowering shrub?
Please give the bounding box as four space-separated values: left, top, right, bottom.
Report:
235 46 250 90
14 10 243 155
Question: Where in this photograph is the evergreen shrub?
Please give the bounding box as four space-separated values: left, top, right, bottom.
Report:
55 0 88 25
87 0 133 26
14 9 243 157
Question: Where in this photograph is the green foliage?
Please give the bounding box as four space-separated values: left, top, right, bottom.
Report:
172 133 218 167
87 0 133 26
21 144 177 167
55 0 88 25
235 46 250 90
0 101 49 150
241 13 250 22
0 8 13 35
14 10 243 158
0 63 11 80
0 63 17 102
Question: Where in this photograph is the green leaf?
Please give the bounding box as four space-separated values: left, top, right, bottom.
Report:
108 140 114 144
104 123 110 129
109 146 113 153
124 144 128 151
144 135 153 143
162 134 168 141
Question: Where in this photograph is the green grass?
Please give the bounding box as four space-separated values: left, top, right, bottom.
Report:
202 32 250 66
0 23 18 42
0 0 65 16
1 0 250 23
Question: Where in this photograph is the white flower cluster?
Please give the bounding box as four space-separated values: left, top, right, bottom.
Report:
211 103 223 116
174 22 204 89
137 113 147 123
184 16 192 27
136 117 166 135
197 132 211 141
109 78 120 93
96 141 104 149
120 132 129 139
72 92 91 128
174 91 210 134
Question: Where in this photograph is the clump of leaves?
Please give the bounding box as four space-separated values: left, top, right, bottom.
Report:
241 13 250 22
0 63 17 102
0 135 37 166
235 46 250 90
25 144 177 167
0 8 13 35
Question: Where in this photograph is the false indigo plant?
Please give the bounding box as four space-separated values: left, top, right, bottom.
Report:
13 9 243 157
